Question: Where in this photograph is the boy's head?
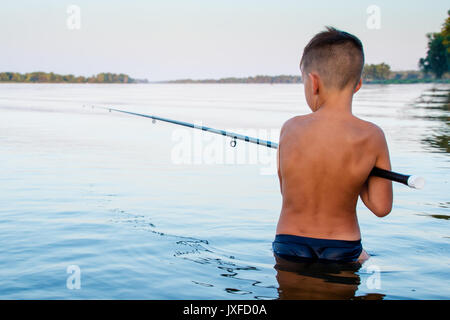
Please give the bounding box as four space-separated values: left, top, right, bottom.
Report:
300 27 364 98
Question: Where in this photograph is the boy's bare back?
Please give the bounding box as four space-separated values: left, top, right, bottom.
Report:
276 110 391 241
272 27 393 263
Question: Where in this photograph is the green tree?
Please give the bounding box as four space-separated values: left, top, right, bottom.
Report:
11 73 23 82
0 72 11 81
419 10 450 79
442 10 450 68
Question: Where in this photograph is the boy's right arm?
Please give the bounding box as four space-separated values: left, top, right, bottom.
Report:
276 118 295 194
277 121 289 195
277 145 282 193
360 127 393 217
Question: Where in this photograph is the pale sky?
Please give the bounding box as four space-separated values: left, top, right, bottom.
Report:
0 0 448 81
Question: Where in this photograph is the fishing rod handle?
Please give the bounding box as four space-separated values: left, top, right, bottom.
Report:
370 167 425 189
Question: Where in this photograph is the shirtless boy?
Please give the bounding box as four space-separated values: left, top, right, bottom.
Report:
273 27 393 263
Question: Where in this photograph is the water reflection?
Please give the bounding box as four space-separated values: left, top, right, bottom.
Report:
418 213 450 220
413 87 450 153
273 255 384 300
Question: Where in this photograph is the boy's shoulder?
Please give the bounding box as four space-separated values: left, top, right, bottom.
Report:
280 114 386 143
346 116 389 153
280 115 310 135
280 114 382 130
353 116 387 141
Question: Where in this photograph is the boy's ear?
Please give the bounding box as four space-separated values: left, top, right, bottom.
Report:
308 72 320 95
354 78 363 93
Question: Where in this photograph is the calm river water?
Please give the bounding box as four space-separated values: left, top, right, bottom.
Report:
0 83 448 299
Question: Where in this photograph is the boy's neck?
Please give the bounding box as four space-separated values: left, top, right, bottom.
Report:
315 88 354 115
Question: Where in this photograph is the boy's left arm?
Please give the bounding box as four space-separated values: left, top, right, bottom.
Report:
360 127 393 217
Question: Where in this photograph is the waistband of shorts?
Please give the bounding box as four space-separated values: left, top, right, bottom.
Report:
274 234 362 247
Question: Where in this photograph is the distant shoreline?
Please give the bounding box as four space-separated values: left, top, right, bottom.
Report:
1 80 449 85
161 72 449 84
161 78 450 85
0 72 149 84
1 72 449 85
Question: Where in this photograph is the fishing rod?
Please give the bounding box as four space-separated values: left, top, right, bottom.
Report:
87 105 425 189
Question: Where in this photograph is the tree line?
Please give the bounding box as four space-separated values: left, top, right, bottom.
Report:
361 64 441 83
0 72 148 83
166 65 447 84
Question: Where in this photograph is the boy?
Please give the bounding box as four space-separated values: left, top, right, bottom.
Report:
273 27 393 263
